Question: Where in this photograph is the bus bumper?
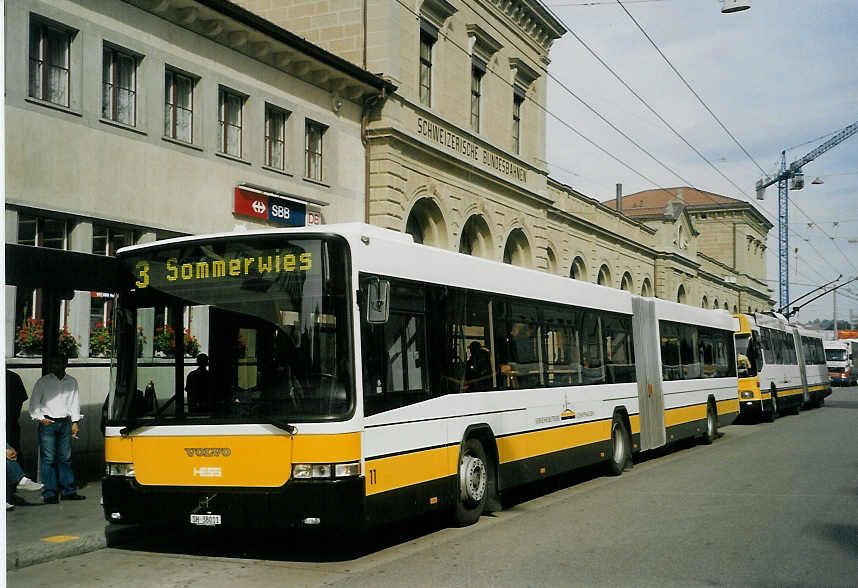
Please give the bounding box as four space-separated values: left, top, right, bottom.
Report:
739 399 763 417
102 476 366 530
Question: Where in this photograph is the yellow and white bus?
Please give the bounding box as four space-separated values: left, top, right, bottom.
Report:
103 224 738 531
734 313 829 421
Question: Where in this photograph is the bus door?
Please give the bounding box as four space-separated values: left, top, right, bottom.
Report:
793 330 809 401
631 297 666 451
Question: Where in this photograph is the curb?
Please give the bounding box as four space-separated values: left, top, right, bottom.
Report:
6 533 106 571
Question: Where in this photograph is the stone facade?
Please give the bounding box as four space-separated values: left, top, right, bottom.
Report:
233 0 773 311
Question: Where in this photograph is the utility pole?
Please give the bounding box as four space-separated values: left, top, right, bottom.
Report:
833 289 838 340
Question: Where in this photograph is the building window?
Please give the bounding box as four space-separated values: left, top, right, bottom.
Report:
218 87 244 157
102 46 137 125
419 20 436 108
265 104 288 170
14 215 69 352
471 58 485 132
165 68 193 143
305 120 325 181
512 87 524 154
91 225 136 335
29 19 72 107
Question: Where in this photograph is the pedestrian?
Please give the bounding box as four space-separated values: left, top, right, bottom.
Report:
6 369 28 452
29 355 86 503
6 443 43 510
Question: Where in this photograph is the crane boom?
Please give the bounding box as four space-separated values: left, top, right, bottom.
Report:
754 119 858 313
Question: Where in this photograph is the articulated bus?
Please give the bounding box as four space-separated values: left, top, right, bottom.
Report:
103 224 738 531
734 313 829 421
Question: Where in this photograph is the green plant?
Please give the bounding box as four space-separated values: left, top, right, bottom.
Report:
153 324 175 355
15 318 44 355
89 321 113 357
14 319 79 358
58 326 80 358
153 324 200 357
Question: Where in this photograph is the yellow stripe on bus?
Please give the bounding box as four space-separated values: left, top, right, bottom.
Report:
664 403 707 427
293 432 361 463
365 446 455 496
716 398 739 415
497 420 612 464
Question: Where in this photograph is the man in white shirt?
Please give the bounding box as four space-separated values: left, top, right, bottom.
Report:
29 355 86 503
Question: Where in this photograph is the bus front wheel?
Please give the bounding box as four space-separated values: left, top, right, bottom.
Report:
454 439 488 526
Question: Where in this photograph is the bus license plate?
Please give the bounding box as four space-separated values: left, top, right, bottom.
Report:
190 514 221 526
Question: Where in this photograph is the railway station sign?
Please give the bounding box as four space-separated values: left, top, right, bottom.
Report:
233 186 321 227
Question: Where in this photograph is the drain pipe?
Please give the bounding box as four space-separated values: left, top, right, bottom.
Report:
362 88 387 224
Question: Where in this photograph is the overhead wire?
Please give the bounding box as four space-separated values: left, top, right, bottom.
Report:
393 0 846 290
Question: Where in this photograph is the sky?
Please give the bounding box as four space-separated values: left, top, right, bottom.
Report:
542 0 858 324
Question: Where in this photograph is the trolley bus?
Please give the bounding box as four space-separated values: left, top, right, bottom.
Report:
103 224 738 531
734 313 829 420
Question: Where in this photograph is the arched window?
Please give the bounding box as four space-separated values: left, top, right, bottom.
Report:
620 272 633 292
405 197 447 247
713 298 719 310
459 215 492 259
677 284 687 304
570 256 587 281
701 296 709 309
597 265 612 287
546 248 558 275
502 228 531 267
641 278 652 297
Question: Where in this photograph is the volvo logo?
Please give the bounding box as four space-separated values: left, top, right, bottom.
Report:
185 448 232 457
251 199 266 215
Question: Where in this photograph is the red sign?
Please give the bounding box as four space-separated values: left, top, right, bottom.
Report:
837 330 858 339
234 187 268 220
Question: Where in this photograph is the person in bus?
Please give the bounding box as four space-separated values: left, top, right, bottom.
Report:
185 353 213 414
465 341 492 391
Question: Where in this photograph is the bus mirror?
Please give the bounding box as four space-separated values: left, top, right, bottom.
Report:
365 279 390 324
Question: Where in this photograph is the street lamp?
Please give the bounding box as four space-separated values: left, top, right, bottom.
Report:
721 0 751 13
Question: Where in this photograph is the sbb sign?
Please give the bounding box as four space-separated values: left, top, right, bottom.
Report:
234 187 320 227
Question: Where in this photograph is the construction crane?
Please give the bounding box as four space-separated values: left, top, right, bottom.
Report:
755 120 858 314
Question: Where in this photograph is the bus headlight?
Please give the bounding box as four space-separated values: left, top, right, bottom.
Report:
293 464 331 479
293 462 361 479
106 463 135 477
740 391 754 399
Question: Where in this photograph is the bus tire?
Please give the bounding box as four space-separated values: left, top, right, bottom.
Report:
454 438 488 527
607 417 630 476
703 401 718 444
765 389 778 422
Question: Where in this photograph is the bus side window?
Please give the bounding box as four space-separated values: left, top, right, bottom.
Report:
427 285 467 396
361 278 429 416
603 314 635 384
580 312 604 385
660 322 681 381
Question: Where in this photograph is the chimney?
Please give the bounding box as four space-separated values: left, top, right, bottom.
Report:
616 183 623 213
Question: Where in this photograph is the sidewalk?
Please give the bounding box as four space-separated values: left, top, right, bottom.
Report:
5 479 120 570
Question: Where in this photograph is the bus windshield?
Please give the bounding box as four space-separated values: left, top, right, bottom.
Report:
825 348 847 362
107 236 353 426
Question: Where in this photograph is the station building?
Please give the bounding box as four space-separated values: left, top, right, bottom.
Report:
4 0 392 473
237 0 773 307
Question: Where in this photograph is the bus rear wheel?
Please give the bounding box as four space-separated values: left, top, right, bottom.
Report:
607 417 630 476
703 401 718 444
454 439 488 526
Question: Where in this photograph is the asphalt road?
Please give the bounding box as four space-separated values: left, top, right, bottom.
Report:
8 388 857 588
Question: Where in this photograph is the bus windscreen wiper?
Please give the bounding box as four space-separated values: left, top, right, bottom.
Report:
269 419 297 435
